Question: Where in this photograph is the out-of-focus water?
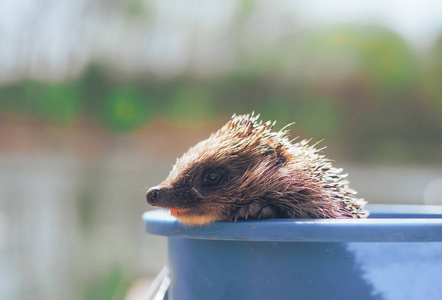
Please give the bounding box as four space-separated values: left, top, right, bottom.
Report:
0 152 441 300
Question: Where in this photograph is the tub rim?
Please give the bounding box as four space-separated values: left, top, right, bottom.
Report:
143 204 442 242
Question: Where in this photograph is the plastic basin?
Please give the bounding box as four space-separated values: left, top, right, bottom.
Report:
143 204 442 300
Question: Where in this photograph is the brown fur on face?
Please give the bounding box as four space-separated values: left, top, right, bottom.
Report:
146 113 368 225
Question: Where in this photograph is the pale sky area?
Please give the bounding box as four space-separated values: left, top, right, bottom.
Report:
0 0 442 83
295 0 442 47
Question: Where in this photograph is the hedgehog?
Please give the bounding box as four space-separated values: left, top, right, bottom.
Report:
146 113 368 225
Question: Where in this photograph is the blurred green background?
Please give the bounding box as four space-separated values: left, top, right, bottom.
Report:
1 1 442 299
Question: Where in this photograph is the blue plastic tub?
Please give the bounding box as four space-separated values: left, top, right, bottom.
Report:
143 204 442 300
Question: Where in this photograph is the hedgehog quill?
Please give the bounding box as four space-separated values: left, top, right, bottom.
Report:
146 113 368 225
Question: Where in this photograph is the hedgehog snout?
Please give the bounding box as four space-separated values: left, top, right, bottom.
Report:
146 187 161 205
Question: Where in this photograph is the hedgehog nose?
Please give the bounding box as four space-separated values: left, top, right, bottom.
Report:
146 187 161 205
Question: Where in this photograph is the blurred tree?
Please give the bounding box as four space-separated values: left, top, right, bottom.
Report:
292 96 341 139
1 21 441 163
164 85 214 125
102 87 152 132
234 0 257 23
290 26 419 94
29 82 80 126
427 33 442 116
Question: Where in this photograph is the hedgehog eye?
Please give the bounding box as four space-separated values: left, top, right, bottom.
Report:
204 170 222 185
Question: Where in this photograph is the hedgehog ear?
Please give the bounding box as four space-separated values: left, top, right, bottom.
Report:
275 143 284 155
275 143 288 164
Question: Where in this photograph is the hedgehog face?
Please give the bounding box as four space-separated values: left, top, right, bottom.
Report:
146 139 258 225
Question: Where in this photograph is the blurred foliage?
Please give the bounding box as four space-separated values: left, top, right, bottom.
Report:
31 83 81 126
234 0 257 23
84 266 131 300
1 25 442 163
103 88 152 131
427 35 442 118
317 27 418 92
164 86 214 125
